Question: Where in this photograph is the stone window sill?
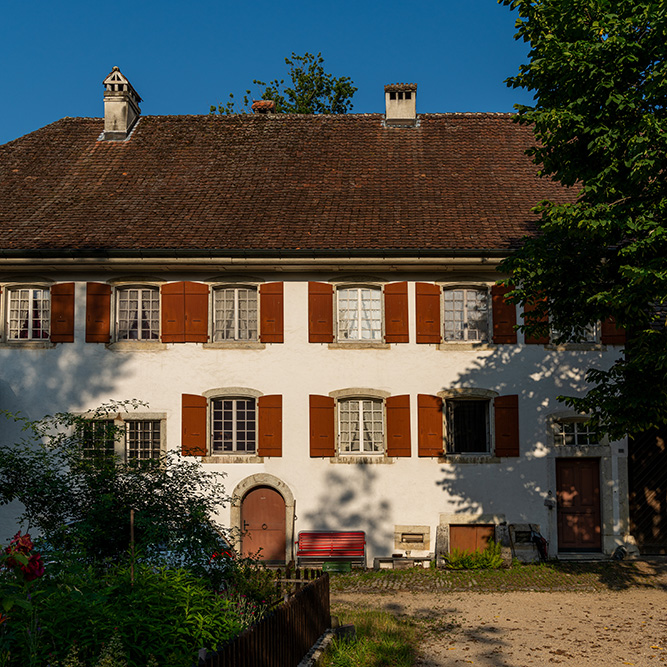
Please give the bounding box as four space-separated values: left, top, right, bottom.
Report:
330 455 394 464
0 341 55 349
203 341 266 350
545 343 605 352
438 342 494 351
328 342 390 350
202 455 264 464
107 341 167 352
438 454 501 464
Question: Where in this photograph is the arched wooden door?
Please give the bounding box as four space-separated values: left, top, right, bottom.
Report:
240 486 286 562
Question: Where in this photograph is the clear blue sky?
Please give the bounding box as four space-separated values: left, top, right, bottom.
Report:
0 0 531 145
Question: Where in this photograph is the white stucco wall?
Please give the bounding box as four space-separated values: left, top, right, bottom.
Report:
0 270 630 560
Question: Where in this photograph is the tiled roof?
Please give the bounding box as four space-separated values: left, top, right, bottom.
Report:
0 113 572 254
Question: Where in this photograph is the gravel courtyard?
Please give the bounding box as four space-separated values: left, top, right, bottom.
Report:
330 561 667 666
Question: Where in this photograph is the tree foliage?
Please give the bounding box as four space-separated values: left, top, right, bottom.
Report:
210 51 357 115
0 402 230 564
499 0 667 438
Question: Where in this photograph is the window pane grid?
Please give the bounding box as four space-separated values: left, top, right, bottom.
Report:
337 288 382 341
126 420 161 460
213 288 258 341
8 288 50 340
339 399 383 453
80 420 116 459
211 398 256 453
554 421 600 446
444 289 488 342
117 288 159 340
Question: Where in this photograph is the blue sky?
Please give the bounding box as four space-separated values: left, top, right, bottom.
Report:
0 0 532 145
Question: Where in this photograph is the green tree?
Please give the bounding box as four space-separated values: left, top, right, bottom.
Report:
499 0 667 439
0 402 230 565
210 51 357 115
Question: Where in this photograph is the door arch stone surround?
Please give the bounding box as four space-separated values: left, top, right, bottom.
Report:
231 474 296 563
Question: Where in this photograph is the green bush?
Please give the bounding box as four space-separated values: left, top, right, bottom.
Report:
1 561 258 667
444 541 504 570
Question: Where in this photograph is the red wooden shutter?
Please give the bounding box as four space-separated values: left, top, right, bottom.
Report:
524 300 550 345
491 284 517 344
85 283 111 343
384 282 409 343
386 395 411 457
416 283 441 344
494 394 519 457
309 395 335 456
184 282 209 343
260 282 284 343
258 395 282 457
50 283 75 343
182 394 207 456
600 317 626 345
161 282 185 343
417 394 443 456
308 282 334 343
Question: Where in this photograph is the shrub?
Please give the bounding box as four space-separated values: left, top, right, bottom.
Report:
445 541 504 570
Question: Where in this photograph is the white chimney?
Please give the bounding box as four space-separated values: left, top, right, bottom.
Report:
102 67 142 141
384 83 417 127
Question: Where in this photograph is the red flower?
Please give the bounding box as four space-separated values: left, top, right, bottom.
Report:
3 532 44 581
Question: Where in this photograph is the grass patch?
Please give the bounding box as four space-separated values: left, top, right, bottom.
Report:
322 608 417 667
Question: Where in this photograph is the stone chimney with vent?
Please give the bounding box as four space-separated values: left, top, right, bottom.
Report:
102 67 142 141
384 83 417 127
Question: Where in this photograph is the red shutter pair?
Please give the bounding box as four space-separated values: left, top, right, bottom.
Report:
308 282 409 343
181 394 282 457
309 395 411 457
416 393 520 457
85 282 285 343
415 283 518 344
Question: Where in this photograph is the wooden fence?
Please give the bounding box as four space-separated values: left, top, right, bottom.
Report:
197 570 330 667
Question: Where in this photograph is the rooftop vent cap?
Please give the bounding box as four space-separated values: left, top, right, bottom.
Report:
384 83 417 127
102 66 142 141
251 100 276 114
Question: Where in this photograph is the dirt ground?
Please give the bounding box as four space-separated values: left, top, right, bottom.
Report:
331 564 667 666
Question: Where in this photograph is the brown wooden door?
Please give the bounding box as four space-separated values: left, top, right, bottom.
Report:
556 458 602 551
241 486 286 562
450 525 495 553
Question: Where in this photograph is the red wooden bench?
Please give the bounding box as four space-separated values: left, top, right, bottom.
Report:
296 531 366 568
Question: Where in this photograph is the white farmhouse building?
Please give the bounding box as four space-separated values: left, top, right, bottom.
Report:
0 69 634 562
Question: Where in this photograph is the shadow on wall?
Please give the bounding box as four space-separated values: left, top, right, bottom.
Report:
433 343 613 521
301 465 392 559
0 343 131 541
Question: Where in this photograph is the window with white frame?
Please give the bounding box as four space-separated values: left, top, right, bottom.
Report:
116 287 160 340
443 288 489 342
211 397 256 453
337 287 382 341
125 420 162 461
551 322 599 344
338 398 384 454
213 286 258 341
445 399 490 453
6 287 50 340
553 419 600 446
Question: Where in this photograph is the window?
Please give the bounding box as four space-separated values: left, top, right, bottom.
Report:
211 397 256 453
213 287 258 341
337 287 382 341
117 287 159 340
551 322 599 344
553 419 600 446
79 419 116 460
125 420 162 461
443 288 489 342
446 399 490 453
338 398 384 454
7 288 50 340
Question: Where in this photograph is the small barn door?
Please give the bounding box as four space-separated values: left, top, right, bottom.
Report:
556 458 602 551
240 486 286 562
